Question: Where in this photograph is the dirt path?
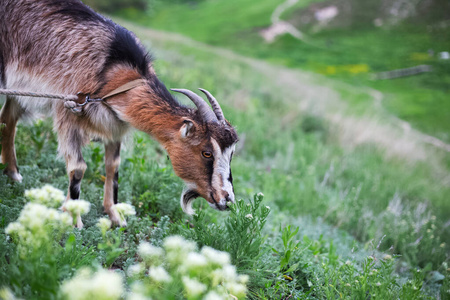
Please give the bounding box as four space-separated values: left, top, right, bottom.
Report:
121 21 450 166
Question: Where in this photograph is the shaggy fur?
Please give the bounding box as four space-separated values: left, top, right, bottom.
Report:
0 0 238 226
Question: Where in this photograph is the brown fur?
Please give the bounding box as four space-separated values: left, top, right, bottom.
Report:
0 0 238 225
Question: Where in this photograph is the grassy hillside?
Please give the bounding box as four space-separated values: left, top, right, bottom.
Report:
1 18 449 298
119 0 450 143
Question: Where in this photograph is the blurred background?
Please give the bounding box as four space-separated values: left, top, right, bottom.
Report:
81 0 450 274
84 0 450 144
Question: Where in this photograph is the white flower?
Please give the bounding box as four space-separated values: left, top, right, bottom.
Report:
265 206 270 210
61 268 123 300
237 274 249 284
90 269 124 299
149 266 172 283
222 265 238 282
127 292 151 300
97 217 112 234
201 246 230 266
65 200 90 216
127 263 144 277
130 282 147 295
114 203 136 216
113 203 136 224
24 184 65 208
164 235 196 252
182 252 208 271
210 265 238 287
245 214 253 220
18 203 48 231
5 222 26 237
203 291 223 300
225 282 247 298
257 192 264 197
17 203 71 233
163 236 197 265
59 212 73 227
137 242 164 266
182 276 207 298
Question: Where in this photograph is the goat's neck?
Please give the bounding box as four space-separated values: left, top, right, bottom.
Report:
107 84 191 145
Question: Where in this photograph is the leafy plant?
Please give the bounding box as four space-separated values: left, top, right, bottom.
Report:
272 225 302 274
175 193 270 271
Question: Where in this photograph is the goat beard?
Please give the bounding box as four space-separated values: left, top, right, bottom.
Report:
181 189 200 215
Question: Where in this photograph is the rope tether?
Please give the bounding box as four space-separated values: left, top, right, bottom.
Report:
0 89 79 101
0 79 147 114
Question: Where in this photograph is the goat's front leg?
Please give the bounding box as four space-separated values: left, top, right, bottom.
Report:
0 97 23 182
104 142 124 226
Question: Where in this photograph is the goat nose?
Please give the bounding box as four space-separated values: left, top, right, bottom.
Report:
223 192 231 202
224 192 234 203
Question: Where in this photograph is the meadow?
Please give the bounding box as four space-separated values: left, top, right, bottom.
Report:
1 2 450 299
122 0 450 143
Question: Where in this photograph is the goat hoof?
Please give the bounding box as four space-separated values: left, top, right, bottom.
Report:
108 208 127 227
75 215 84 229
4 170 23 182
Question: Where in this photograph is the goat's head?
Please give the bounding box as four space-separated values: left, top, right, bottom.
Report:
169 88 238 214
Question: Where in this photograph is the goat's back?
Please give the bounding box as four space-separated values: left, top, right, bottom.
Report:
0 0 149 95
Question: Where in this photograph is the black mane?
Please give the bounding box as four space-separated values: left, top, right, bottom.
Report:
107 25 151 79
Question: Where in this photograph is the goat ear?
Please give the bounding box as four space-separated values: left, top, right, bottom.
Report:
180 120 195 138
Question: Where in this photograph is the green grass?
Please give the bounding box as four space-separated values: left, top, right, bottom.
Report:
1 20 449 298
119 1 450 143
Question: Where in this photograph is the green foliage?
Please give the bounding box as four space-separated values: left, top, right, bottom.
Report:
174 193 270 272
272 225 302 274
98 228 126 267
131 0 450 142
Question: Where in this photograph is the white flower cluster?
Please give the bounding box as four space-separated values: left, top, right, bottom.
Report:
5 202 72 255
97 217 112 235
24 184 65 208
129 235 248 300
65 200 91 217
114 203 136 224
60 268 124 300
137 242 164 266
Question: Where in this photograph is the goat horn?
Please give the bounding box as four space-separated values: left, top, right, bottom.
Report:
198 88 225 122
171 88 218 123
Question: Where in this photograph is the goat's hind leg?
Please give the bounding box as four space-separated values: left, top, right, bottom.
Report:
0 96 23 182
103 142 124 226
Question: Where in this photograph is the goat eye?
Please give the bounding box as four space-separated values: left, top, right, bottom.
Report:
202 151 213 158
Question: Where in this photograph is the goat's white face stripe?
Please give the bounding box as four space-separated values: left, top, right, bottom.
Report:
211 138 236 203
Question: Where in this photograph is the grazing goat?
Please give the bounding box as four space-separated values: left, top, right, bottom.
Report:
0 0 238 227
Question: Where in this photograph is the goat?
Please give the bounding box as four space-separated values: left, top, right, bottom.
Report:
0 0 238 227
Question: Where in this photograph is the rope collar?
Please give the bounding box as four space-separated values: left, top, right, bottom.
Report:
78 79 147 106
